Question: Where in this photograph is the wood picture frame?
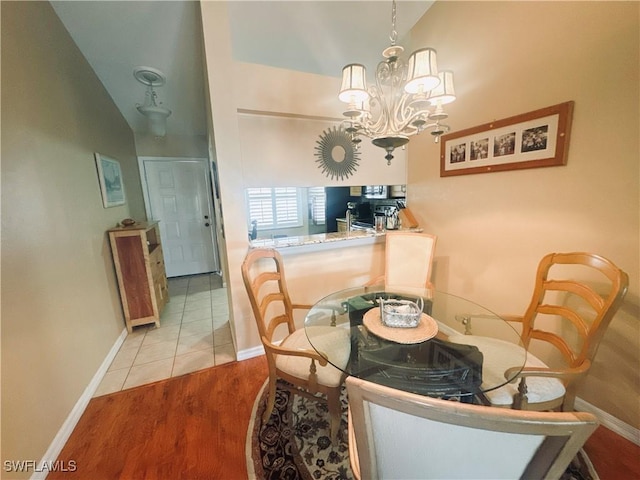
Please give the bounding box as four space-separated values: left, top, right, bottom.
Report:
440 101 574 177
95 153 126 208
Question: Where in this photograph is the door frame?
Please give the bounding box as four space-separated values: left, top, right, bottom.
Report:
137 156 220 276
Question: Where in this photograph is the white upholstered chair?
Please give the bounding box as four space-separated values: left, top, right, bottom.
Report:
449 252 628 411
368 231 437 295
346 376 598 480
241 248 350 442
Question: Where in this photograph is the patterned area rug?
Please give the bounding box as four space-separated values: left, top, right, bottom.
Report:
247 381 352 480
246 380 598 480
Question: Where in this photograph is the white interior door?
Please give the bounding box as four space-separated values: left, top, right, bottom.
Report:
142 159 219 277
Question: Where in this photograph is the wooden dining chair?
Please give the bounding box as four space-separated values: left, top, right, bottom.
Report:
450 252 629 411
241 248 349 442
346 376 599 480
367 231 437 294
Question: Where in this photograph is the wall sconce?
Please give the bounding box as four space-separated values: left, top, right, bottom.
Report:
134 66 171 137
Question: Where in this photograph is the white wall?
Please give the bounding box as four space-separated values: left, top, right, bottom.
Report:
407 1 639 429
134 132 209 158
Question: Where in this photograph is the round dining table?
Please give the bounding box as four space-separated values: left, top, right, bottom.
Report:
304 285 527 405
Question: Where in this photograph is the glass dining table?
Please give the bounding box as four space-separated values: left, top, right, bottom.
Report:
304 285 527 405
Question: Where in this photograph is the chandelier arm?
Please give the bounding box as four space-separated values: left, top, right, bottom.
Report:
368 102 390 135
363 57 412 138
397 95 431 132
363 92 448 139
393 94 417 130
367 94 392 136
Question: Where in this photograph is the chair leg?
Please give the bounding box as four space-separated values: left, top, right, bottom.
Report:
263 376 278 422
512 378 529 410
562 387 577 412
327 387 342 444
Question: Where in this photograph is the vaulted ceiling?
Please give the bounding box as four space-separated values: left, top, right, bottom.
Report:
51 1 432 138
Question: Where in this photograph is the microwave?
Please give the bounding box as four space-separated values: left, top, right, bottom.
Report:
363 185 388 199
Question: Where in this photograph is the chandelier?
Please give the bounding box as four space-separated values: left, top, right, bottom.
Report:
338 0 456 164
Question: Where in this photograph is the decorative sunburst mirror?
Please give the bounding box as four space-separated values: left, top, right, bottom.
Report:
314 126 360 180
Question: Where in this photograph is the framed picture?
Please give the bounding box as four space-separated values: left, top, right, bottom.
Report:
440 101 574 177
95 153 126 208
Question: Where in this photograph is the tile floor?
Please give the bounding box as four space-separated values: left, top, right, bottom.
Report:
94 272 236 397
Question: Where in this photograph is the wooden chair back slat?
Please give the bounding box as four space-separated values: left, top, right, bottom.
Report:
530 330 578 365
537 305 589 339
544 280 605 311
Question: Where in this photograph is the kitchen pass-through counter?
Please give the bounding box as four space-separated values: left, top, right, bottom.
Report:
249 227 423 255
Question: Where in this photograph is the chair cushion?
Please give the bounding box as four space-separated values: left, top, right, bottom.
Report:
276 326 350 388
448 335 566 406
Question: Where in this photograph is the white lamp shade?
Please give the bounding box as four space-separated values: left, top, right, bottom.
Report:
339 64 369 104
137 105 171 137
404 48 440 94
428 71 456 105
148 118 167 137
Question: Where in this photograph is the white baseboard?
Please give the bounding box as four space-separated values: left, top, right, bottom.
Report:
32 328 128 480
236 344 265 361
575 397 640 446
237 337 288 361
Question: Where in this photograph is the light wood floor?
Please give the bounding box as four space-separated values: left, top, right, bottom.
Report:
52 356 640 479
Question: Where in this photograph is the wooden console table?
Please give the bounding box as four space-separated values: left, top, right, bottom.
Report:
108 221 169 332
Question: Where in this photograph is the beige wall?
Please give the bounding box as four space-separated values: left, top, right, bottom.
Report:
233 60 407 187
407 1 639 428
1 1 145 473
237 111 407 187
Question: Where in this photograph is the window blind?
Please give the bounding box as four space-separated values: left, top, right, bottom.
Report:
246 187 303 229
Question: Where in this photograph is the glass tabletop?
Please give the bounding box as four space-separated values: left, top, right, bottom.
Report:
304 285 527 404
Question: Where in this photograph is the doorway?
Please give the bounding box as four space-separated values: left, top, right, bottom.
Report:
139 157 220 278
